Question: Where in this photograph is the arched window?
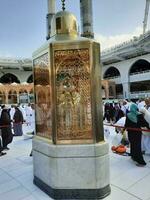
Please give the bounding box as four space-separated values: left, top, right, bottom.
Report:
27 75 33 83
0 73 20 84
129 59 150 75
104 67 120 79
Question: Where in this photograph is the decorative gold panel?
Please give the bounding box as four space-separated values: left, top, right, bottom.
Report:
54 49 92 141
33 53 52 139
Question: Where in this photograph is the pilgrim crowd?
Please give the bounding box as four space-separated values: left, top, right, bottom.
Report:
1 98 150 167
103 98 150 167
0 103 35 156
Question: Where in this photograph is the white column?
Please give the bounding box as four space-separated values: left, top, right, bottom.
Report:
122 82 130 99
47 0 55 13
46 0 56 40
80 0 94 38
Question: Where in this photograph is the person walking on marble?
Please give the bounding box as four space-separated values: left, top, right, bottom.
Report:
123 103 149 166
140 106 150 155
0 105 13 150
0 131 6 156
13 106 24 136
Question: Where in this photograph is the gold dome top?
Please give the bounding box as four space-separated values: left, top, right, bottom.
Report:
51 11 78 38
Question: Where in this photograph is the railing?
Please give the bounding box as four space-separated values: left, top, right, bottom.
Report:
130 90 150 94
116 94 124 99
101 30 150 55
130 69 150 75
104 75 120 80
130 92 150 99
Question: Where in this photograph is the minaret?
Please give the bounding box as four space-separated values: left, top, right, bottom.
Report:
80 0 94 38
46 0 56 40
143 0 150 34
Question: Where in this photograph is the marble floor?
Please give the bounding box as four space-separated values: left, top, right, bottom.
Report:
0 125 150 200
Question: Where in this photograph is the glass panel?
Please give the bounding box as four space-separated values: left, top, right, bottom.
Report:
54 49 92 141
33 53 52 139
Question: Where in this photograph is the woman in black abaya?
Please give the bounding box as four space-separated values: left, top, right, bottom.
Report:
124 103 149 166
0 107 13 150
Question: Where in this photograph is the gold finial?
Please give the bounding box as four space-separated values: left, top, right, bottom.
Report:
61 0 65 11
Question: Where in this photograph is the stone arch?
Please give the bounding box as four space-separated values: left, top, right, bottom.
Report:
129 59 150 75
19 89 28 94
8 90 17 104
27 74 33 83
103 66 120 79
0 73 20 84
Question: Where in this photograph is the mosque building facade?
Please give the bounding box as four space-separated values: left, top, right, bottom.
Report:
0 56 116 104
102 31 150 100
0 0 149 104
1 30 150 104
0 58 33 104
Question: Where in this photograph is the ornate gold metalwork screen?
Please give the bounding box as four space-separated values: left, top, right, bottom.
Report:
54 49 92 141
33 53 52 139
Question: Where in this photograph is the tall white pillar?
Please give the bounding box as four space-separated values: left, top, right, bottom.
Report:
123 82 130 99
46 0 56 40
80 0 94 38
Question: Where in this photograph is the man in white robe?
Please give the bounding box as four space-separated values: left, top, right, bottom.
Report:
139 107 150 154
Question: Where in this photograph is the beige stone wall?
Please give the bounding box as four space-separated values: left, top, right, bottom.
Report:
0 83 33 104
0 80 116 104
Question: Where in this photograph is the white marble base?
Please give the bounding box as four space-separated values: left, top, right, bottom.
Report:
32 137 110 199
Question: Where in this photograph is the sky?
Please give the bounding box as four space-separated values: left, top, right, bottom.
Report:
0 0 149 58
